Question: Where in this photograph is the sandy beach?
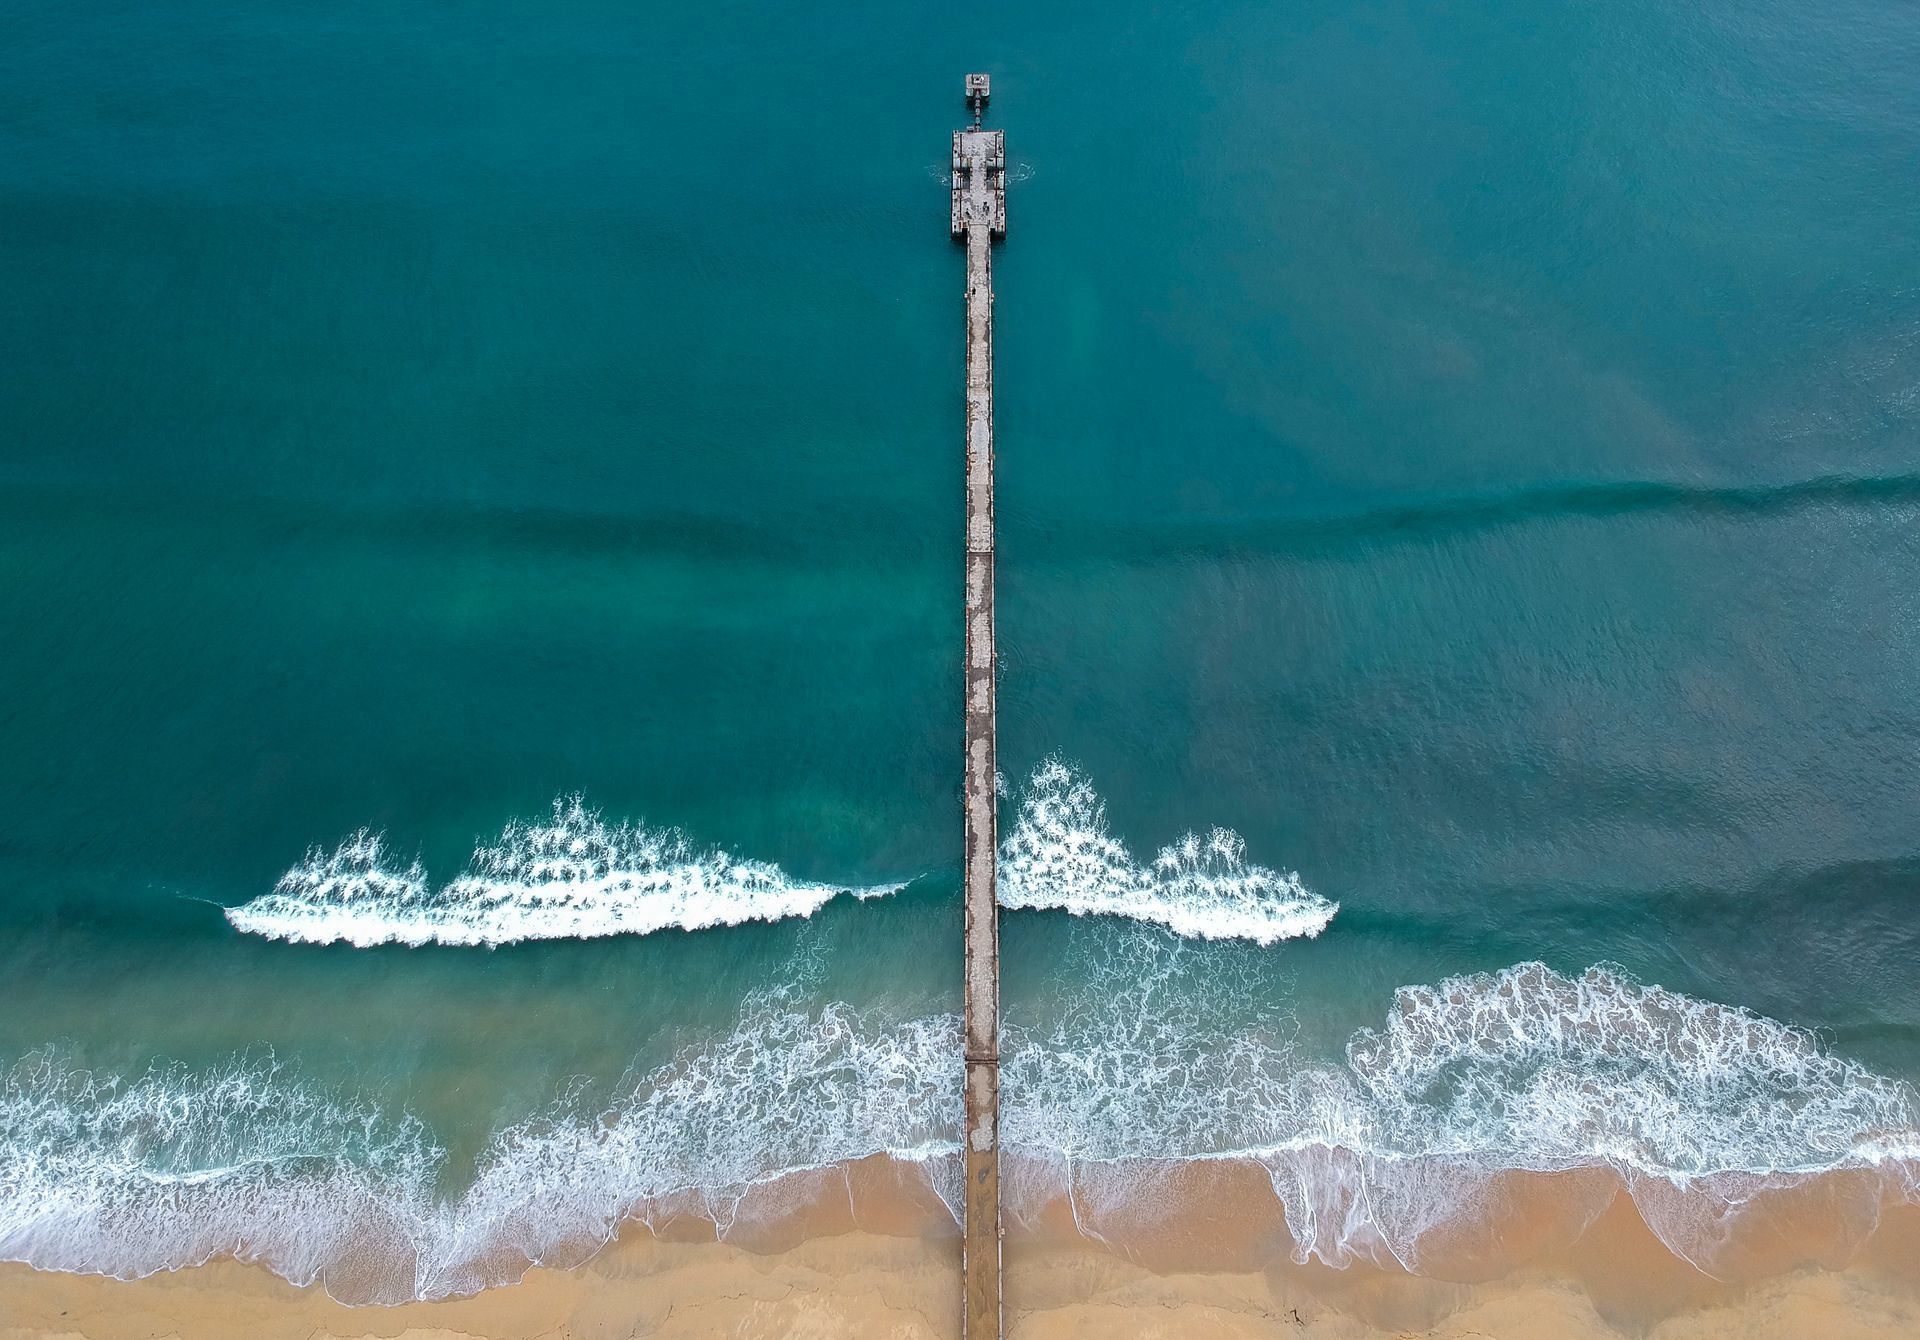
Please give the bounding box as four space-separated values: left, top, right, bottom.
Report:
6 1193 1919 1339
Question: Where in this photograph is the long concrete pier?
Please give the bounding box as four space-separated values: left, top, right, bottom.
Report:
953 72 1005 1340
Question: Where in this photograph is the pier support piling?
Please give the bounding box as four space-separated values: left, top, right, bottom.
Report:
954 72 1005 1340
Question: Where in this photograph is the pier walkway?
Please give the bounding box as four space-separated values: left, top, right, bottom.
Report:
953 72 1005 1340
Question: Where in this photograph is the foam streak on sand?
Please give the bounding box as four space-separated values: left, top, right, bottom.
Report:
226 796 892 948
997 761 1337 944
5 961 1918 1300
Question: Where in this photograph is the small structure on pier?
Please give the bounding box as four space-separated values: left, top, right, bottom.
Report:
965 72 991 122
951 80 1006 242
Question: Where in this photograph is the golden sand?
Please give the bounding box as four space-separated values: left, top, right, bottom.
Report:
5 1196 1920 1339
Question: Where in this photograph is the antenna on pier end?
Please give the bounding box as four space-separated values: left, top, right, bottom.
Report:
965 72 990 127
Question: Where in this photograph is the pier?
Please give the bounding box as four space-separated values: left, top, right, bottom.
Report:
954 71 1005 1340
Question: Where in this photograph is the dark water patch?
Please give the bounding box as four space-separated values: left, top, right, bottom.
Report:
1009 473 1920 564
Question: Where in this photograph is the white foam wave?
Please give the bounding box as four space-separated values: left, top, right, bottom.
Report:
233 767 1319 949
1346 961 1915 1175
0 997 960 1303
0 1050 445 1301
227 796 891 948
224 830 434 944
1003 958 1920 1169
997 760 1337 944
8 962 1915 1296
1000 955 1920 1274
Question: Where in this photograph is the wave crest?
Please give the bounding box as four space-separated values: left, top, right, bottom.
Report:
227 797 888 948
225 830 434 942
997 760 1337 944
234 768 1327 948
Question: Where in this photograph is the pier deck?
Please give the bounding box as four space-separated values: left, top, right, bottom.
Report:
954 74 1005 1340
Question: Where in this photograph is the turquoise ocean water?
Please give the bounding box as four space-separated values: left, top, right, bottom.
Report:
4 0 1920 1302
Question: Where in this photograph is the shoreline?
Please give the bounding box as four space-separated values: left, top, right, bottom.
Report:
5 1169 1919 1338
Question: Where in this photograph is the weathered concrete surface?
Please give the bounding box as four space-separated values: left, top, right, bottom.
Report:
955 99 1005 1340
951 128 1006 242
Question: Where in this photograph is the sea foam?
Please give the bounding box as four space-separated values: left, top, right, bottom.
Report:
227 796 891 948
1346 961 1912 1176
1000 953 1920 1274
997 760 1337 944
0 997 960 1304
0 1049 444 1301
7 958 1912 1297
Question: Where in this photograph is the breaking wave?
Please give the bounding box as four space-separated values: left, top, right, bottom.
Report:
997 760 1337 944
6 957 1915 1298
231 769 1323 949
0 995 961 1303
1002 952 1920 1277
227 796 895 948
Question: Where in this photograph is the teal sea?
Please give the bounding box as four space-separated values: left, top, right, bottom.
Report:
4 0 1920 1302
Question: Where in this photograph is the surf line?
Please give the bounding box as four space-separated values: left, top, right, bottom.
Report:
953 70 1006 1340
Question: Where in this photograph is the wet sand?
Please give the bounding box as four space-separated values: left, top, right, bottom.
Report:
5 1192 1919 1338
